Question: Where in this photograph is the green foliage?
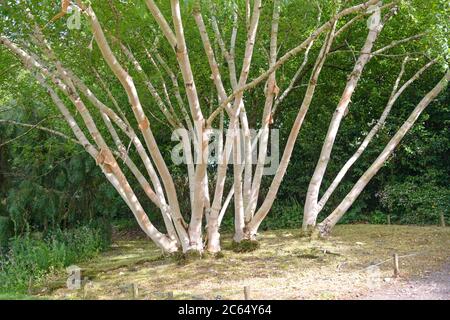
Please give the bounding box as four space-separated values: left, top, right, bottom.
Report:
379 181 450 225
3 150 126 235
368 210 389 225
112 218 140 232
0 222 110 294
0 217 13 250
260 199 303 230
220 199 303 232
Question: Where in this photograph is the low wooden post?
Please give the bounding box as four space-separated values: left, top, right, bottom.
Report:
83 284 89 300
130 283 138 299
387 215 391 225
244 286 251 300
83 279 91 300
27 277 33 295
440 213 446 227
393 253 400 277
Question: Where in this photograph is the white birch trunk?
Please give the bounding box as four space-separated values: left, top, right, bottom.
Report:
246 0 280 222
303 8 383 230
313 58 437 219
245 21 337 238
316 70 449 236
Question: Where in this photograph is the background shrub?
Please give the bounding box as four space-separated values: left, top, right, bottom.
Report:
379 180 449 225
0 220 111 294
0 216 13 251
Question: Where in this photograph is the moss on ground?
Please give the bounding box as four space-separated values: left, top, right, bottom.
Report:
230 240 260 252
172 249 203 265
34 225 450 300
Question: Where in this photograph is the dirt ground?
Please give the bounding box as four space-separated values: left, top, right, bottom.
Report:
358 261 450 300
36 224 450 300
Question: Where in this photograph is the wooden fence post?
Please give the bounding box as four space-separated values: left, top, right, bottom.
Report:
393 253 400 277
387 215 391 225
27 277 33 295
244 286 251 300
83 283 89 299
440 213 446 227
130 283 138 299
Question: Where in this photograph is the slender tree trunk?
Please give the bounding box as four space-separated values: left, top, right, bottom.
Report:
316 71 449 237
303 7 383 230
233 123 246 242
311 58 436 220
246 0 280 223
245 20 337 239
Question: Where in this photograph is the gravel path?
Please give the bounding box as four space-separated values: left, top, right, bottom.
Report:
359 262 450 300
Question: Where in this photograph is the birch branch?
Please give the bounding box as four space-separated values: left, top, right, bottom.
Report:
372 33 425 56
207 0 383 125
0 118 80 147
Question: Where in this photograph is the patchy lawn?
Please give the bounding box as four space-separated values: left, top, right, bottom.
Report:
35 224 450 300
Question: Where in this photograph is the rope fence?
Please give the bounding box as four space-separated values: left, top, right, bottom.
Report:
357 251 421 272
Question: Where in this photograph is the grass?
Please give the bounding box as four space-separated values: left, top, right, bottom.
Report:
0 293 45 300
0 224 110 295
26 224 450 300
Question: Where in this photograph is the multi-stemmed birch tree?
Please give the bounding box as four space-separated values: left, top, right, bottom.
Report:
0 0 448 254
